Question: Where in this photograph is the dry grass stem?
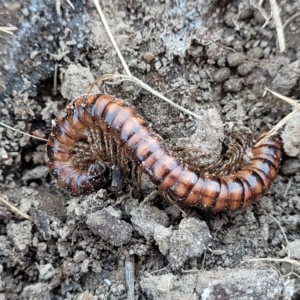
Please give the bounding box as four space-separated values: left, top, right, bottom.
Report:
269 0 286 52
258 109 299 142
255 89 300 145
283 11 300 29
250 0 285 52
0 26 17 36
52 63 58 96
92 0 132 76
66 0 75 9
88 74 203 121
0 195 33 221
250 0 271 27
181 268 200 274
265 88 300 109
125 257 135 300
0 121 48 142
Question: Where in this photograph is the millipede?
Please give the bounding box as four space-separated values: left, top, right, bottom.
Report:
46 94 282 212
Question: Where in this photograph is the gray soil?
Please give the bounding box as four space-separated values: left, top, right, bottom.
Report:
0 0 300 299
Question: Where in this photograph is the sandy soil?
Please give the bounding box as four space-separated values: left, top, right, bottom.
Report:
0 0 300 299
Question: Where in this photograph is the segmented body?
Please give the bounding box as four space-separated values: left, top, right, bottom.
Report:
46 94 282 212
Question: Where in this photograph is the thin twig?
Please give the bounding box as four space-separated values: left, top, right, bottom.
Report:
266 213 289 247
0 121 48 142
269 0 285 52
0 195 33 221
284 177 293 198
140 190 160 206
92 0 132 76
149 264 170 274
243 257 300 268
89 74 203 121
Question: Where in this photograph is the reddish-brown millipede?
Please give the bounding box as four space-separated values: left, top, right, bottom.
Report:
46 94 282 212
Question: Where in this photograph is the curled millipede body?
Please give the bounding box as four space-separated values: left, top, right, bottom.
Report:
46 94 282 212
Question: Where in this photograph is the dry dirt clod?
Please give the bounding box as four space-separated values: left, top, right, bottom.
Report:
21 282 52 300
286 240 300 260
223 78 244 92
154 218 211 269
21 166 49 184
227 52 246 67
237 61 257 76
140 268 293 300
281 158 300 175
60 64 100 100
281 111 300 158
130 204 169 240
86 209 133 246
272 60 300 94
213 67 231 83
7 220 32 252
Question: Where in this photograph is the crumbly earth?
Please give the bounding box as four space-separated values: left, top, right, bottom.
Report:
0 0 300 299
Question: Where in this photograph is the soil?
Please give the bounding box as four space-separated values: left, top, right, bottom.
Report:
0 0 300 299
